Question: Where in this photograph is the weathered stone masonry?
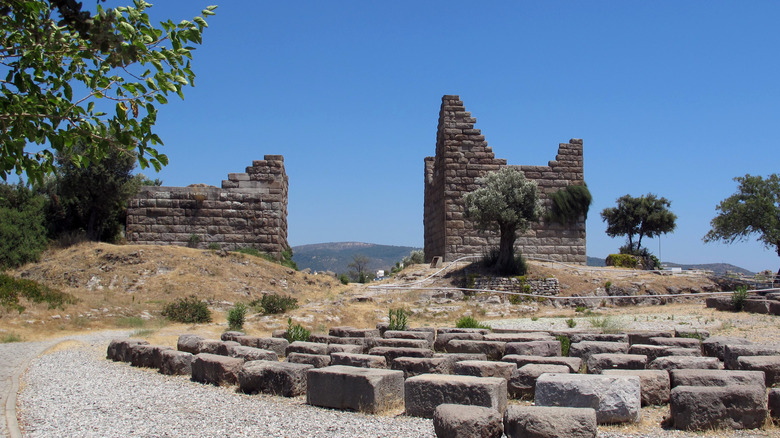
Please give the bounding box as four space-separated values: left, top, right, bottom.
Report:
126 155 289 257
424 95 586 264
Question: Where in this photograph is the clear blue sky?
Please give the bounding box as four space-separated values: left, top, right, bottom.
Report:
133 1 778 273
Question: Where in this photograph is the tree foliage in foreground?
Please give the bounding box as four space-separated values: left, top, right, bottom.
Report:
600 193 677 255
463 167 542 274
0 0 217 184
704 174 780 277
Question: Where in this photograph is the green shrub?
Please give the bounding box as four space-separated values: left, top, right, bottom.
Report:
388 308 408 331
1 332 22 343
455 316 491 330
285 317 311 343
604 281 612 291
115 316 146 328
574 306 587 313
161 295 212 323
605 254 638 269
234 246 298 270
0 183 48 269
508 294 523 305
207 243 221 250
556 334 571 356
548 185 592 225
587 315 624 334
227 303 247 331
338 274 349 285
251 293 298 315
0 274 76 313
480 247 528 276
280 247 299 270
732 285 749 311
187 234 201 248
566 318 577 328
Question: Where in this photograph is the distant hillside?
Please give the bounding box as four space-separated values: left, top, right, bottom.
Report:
291 242 421 274
587 256 753 276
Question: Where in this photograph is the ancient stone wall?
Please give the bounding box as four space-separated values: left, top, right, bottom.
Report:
424 95 586 264
126 155 289 257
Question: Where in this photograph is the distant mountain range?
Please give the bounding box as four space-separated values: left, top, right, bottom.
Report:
291 242 421 274
587 256 754 276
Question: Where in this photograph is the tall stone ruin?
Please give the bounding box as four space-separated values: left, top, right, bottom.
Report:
126 155 289 258
424 95 586 264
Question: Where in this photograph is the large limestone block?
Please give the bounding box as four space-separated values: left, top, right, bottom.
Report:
176 334 203 354
569 333 628 343
484 333 554 343
331 352 387 369
602 370 670 406
286 341 328 356
627 344 670 363
569 341 629 363
434 333 484 352
669 369 765 388
238 360 313 397
368 346 434 363
503 406 597 438
405 374 507 418
434 353 488 363
724 344 780 370
670 385 767 431
326 344 364 355
220 331 245 342
196 339 232 356
505 340 561 357
508 364 569 400
107 338 149 362
373 338 430 349
701 336 751 361
227 345 278 362
191 353 244 386
306 365 404 414
737 355 780 386
446 340 506 361
158 349 193 375
286 352 331 368
626 330 673 346
384 330 434 348
391 357 453 379
437 327 491 335
501 355 581 373
648 356 722 371
535 373 641 424
586 353 647 374
769 388 780 419
647 337 701 350
433 404 503 438
235 336 289 357
129 344 173 369
453 360 518 381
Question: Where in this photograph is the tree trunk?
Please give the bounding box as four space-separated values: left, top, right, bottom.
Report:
497 223 517 274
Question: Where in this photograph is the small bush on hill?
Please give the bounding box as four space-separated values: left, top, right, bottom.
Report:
0 183 49 269
285 317 310 343
455 316 492 330
234 246 298 270
732 285 749 311
251 293 298 315
227 303 247 331
388 308 408 331
605 253 638 269
0 274 76 313
161 295 212 323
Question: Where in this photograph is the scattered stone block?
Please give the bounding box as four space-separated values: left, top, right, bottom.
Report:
286 352 331 368
705 296 735 311
331 352 387 369
569 333 628 343
328 336 368 348
508 364 569 399
392 357 453 379
107 338 149 362
220 331 245 342
669 385 767 430
285 341 328 356
328 326 356 337
373 338 430 349
501 355 581 373
176 334 204 354
129 344 173 369
648 356 722 371
306 365 404 414
675 328 709 340
238 360 313 397
664 347 701 357
769 388 780 418
437 327 491 335
368 346 434 363
343 328 380 338
434 333 483 352
626 331 673 345
434 352 487 362
446 340 506 361
433 404 503 438
326 343 364 355
647 337 701 350
453 360 517 380
505 340 561 357
236 336 289 357
196 339 232 356
602 369 670 406
586 353 647 374
384 330 434 347
702 336 751 361
484 333 554 343
628 344 670 363
669 369 765 388
724 344 780 370
227 345 278 362
503 406 597 438
737 355 780 386
309 334 334 343
569 341 629 363
743 299 770 314
190 353 244 386
535 373 641 424
158 349 193 375
405 374 507 418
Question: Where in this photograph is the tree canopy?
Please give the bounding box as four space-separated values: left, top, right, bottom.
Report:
463 167 542 274
600 193 677 254
0 0 216 184
704 174 780 274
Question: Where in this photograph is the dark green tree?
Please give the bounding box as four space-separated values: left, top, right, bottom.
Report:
704 174 780 280
463 167 542 274
601 193 677 255
347 254 370 283
0 1 216 184
0 182 48 268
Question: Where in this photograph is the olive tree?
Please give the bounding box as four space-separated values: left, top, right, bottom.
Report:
463 167 542 274
704 174 780 281
601 193 677 255
0 0 216 184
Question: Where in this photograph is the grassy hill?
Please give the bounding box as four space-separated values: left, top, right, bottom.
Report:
291 242 421 274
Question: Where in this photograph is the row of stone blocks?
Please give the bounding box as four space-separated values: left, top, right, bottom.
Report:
707 293 780 315
107 324 780 436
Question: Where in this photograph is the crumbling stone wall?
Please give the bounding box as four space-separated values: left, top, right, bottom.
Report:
424 95 586 264
126 155 289 257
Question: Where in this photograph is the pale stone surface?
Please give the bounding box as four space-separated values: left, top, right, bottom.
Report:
569 333 627 343
433 404 503 438
701 336 751 361
504 340 560 357
669 369 765 388
330 352 387 369
326 344 364 355
285 352 331 368
648 356 722 371
368 346 434 363
626 331 673 345
158 349 193 375
501 355 581 373
228 345 278 362
391 357 453 379
586 353 647 374
176 334 203 354
446 340 506 361
405 374 507 418
647 337 701 349
434 333 484 352
221 331 245 342
508 364 569 399
535 373 641 424
190 353 244 386
503 406 597 438
453 360 517 381
306 365 404 414
196 339 231 356
373 338 430 349
285 341 328 356
569 341 629 363
129 344 173 369
736 355 780 386
602 369 670 406
238 360 313 397
107 338 149 362
670 385 767 431
236 336 289 357
724 344 780 370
